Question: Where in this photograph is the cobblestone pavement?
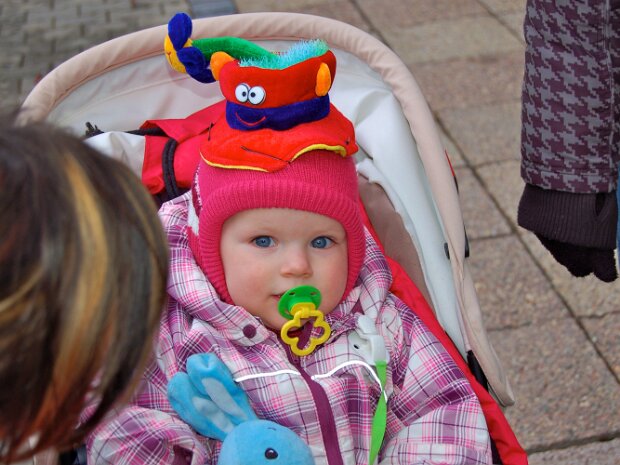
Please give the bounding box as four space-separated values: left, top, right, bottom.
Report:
2 0 620 463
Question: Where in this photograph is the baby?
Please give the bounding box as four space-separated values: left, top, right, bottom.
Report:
86 18 492 465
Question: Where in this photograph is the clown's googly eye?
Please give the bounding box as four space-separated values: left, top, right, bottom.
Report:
235 83 250 103
248 86 266 105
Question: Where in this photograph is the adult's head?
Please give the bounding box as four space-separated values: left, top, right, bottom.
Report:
0 115 169 462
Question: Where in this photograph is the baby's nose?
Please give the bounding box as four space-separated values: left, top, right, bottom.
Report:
281 247 312 277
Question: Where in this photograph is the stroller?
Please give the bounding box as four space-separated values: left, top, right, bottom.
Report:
21 12 526 465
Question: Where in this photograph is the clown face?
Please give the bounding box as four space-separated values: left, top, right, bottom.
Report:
212 50 336 131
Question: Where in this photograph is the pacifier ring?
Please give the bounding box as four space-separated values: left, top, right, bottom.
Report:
278 286 331 356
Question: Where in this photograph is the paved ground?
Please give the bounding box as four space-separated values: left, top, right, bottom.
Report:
2 0 620 463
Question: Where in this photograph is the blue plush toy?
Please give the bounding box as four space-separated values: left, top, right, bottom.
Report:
167 353 315 465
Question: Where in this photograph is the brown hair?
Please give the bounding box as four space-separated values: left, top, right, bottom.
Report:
0 116 169 462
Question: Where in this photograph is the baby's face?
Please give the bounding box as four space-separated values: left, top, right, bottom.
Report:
220 208 348 330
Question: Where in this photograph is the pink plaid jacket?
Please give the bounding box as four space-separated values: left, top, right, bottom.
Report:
86 192 492 465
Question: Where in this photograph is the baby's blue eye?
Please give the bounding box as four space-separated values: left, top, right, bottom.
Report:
311 236 333 249
253 236 274 248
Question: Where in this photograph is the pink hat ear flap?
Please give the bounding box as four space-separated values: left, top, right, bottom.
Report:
187 177 206 272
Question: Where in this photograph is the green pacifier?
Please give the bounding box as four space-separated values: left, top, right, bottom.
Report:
278 286 331 356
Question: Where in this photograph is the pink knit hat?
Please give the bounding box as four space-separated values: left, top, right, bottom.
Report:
187 150 365 304
182 36 364 304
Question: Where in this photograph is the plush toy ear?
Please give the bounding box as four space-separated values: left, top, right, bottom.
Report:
167 353 258 439
168 372 232 440
177 47 215 83
211 52 235 81
165 12 215 82
164 36 187 73
185 353 257 424
315 62 332 97
168 12 193 50
164 13 193 73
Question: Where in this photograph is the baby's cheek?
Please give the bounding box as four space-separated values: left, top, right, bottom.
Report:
324 259 348 308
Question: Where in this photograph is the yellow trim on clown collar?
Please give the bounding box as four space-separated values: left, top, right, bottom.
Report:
291 144 348 161
200 144 347 171
201 152 269 171
205 160 269 171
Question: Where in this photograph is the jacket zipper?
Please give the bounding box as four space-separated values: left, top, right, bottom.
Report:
281 335 345 465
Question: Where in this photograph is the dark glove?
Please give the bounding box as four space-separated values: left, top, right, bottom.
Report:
535 234 617 282
518 184 618 282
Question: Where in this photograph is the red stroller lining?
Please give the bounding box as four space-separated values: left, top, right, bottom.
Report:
361 204 527 465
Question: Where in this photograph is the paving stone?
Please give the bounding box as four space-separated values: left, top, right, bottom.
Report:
520 231 620 318
129 0 163 8
4 94 22 109
477 0 526 14
0 53 23 68
476 159 522 228
499 12 525 42
234 0 325 10
188 0 235 17
104 3 142 17
489 320 620 450
98 22 142 39
0 13 24 30
22 22 57 39
2 65 39 80
438 102 521 165
53 37 95 54
26 7 58 22
135 13 177 29
454 167 511 239
79 3 118 16
582 313 620 380
53 19 91 30
21 24 54 39
164 0 190 8
412 50 524 111
51 7 80 24
468 235 568 329
1 20 28 41
383 15 522 64
80 31 115 47
529 438 620 465
478 171 620 320
236 0 371 32
356 0 486 29
1 1 192 108
0 76 19 95
20 75 40 103
1 0 26 14
439 125 466 168
21 52 54 71
164 4 193 18
299 1 372 31
42 26 77 42
54 0 87 7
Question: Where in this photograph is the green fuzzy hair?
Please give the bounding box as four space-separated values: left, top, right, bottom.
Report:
239 40 329 69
